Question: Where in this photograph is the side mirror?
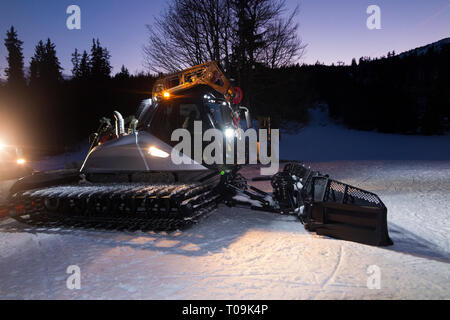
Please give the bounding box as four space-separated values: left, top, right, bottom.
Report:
239 106 252 129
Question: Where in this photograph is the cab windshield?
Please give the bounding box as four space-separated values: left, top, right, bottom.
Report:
204 98 233 130
149 98 202 145
147 92 234 147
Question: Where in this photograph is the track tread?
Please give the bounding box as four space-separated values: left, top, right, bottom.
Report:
9 181 220 232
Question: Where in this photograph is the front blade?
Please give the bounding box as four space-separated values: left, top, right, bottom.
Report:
304 176 393 246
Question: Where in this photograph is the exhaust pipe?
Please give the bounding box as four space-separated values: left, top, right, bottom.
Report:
239 106 252 129
114 111 125 137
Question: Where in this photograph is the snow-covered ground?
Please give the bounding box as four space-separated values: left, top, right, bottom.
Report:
0 107 449 299
280 105 450 161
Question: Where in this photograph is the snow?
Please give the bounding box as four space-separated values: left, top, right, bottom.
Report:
280 106 450 161
0 107 449 299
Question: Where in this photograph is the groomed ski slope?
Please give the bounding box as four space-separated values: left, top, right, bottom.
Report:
0 108 449 299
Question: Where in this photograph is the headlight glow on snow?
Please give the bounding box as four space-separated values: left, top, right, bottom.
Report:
148 146 169 158
224 128 235 139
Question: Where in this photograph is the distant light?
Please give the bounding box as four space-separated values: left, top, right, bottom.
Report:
163 91 170 98
148 146 169 158
17 158 26 165
224 128 235 139
0 141 5 150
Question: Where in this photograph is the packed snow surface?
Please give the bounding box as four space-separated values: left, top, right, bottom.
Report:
280 106 450 161
0 107 449 299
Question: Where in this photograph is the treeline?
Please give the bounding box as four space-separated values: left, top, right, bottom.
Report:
1 26 448 158
0 27 155 156
322 45 450 135
249 42 450 135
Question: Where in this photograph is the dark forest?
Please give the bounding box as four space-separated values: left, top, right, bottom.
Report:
0 26 449 157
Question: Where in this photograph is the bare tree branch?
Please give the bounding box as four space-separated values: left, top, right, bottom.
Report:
143 0 306 73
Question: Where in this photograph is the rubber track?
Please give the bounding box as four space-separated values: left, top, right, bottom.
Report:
9 181 220 232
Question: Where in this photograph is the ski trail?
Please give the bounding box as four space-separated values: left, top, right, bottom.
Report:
321 245 344 289
32 233 51 298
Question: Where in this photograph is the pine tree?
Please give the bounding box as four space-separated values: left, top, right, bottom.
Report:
71 48 81 78
79 50 91 79
4 26 25 87
90 38 112 79
44 38 63 82
115 65 130 80
29 38 62 85
29 40 45 84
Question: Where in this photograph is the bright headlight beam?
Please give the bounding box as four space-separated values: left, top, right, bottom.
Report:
17 158 26 165
148 146 169 158
224 128 235 139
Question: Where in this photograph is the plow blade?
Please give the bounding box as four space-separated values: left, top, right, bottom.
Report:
303 176 393 246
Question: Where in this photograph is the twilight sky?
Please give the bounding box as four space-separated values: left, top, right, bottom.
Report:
0 0 449 77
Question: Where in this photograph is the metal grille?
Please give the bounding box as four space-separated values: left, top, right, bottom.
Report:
329 181 346 203
347 186 381 205
324 179 384 208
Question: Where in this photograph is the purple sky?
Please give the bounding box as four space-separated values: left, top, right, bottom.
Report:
0 0 449 77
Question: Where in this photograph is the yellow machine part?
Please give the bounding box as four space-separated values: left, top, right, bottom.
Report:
152 61 236 103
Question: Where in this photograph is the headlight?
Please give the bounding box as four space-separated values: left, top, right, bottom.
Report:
224 128 235 139
17 158 26 165
148 146 169 158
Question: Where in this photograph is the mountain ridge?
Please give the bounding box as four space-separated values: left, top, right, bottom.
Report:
398 37 450 58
